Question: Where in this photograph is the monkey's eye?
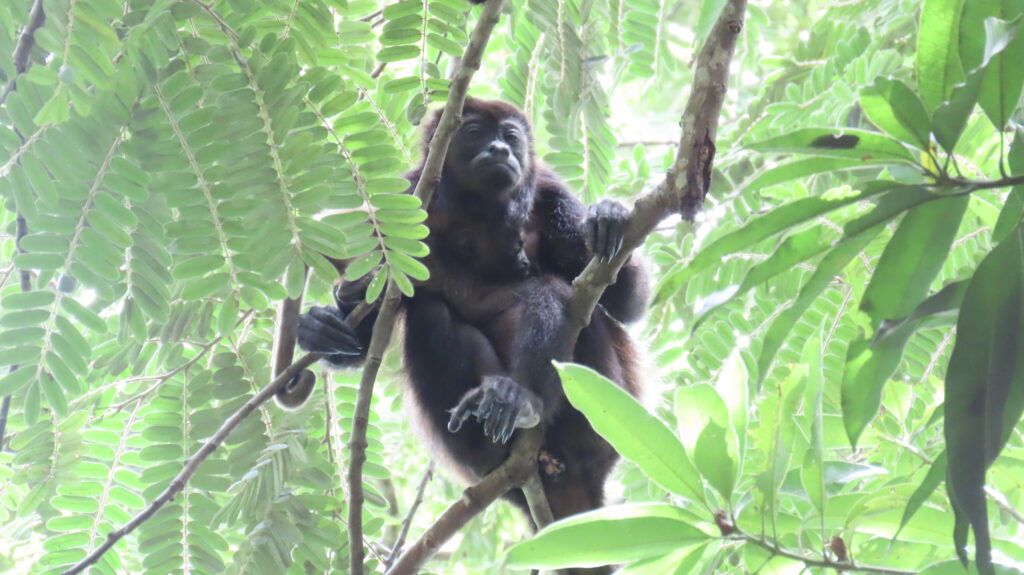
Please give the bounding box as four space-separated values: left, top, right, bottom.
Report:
462 124 484 139
504 130 521 145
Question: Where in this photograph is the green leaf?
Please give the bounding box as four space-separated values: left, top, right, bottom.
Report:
654 183 894 304
861 195 968 323
977 15 1024 129
674 384 729 454
895 453 947 540
757 226 881 383
843 280 968 447
958 3 1024 128
859 77 932 149
746 128 916 163
934 17 1022 151
744 158 866 194
694 422 734 500
993 132 1024 243
944 222 1024 575
556 363 703 502
694 225 834 325
505 504 709 569
917 0 967 111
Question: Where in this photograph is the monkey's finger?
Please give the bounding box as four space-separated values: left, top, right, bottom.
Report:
498 406 518 444
447 407 471 433
297 322 363 355
485 402 507 442
609 226 625 260
595 216 610 261
586 215 600 253
307 307 361 340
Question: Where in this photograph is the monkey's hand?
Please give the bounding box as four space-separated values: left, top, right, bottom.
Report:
584 199 629 261
447 376 541 444
297 305 365 366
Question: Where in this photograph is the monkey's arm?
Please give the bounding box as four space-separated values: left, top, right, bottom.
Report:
405 295 541 444
534 178 651 324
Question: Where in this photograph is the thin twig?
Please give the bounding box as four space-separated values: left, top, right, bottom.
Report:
0 0 46 105
0 217 33 453
522 472 554 528
385 461 435 569
731 529 916 575
0 0 46 447
61 350 323 575
347 3 507 572
386 428 544 575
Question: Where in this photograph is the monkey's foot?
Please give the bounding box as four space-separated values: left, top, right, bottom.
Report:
447 376 541 444
297 305 365 364
538 449 566 478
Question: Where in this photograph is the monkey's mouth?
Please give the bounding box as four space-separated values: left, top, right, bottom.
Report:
478 159 520 179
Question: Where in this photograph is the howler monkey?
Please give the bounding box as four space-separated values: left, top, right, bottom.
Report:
298 99 650 574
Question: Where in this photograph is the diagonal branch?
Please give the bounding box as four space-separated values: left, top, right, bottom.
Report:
566 0 747 343
385 461 435 570
385 427 545 575
62 351 322 575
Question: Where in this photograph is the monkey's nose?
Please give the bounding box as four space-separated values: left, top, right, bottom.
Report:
488 141 510 158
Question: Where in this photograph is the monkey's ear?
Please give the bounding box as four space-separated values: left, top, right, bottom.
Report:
275 369 317 409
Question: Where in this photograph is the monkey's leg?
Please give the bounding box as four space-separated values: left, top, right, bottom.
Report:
404 295 513 478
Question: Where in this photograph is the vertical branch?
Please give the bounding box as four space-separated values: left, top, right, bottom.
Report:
0 216 31 452
346 2 507 573
1 0 46 104
0 0 46 447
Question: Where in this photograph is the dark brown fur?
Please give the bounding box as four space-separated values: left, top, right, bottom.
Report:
319 98 649 575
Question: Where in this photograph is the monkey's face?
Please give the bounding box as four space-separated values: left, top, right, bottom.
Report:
449 115 530 196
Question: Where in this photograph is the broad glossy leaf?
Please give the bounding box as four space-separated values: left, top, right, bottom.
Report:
747 128 916 163
993 131 1024 243
843 280 968 447
694 422 734 500
945 222 1024 575
744 158 865 194
757 226 881 382
557 363 703 502
655 183 895 304
935 17 1022 150
917 0 967 111
696 225 834 325
895 453 947 540
861 195 968 323
506 504 709 569
860 77 932 149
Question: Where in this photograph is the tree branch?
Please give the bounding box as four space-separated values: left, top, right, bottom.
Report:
346 2 507 573
385 427 545 575
731 529 916 575
565 0 747 344
385 461 435 570
62 350 322 575
0 0 46 105
383 4 748 573
1 0 46 449
0 216 31 452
